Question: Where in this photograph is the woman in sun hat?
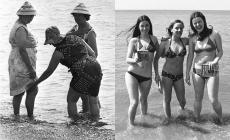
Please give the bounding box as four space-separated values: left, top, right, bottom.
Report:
8 1 38 119
67 3 100 114
28 26 102 121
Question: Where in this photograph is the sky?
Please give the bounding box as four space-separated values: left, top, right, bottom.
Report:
115 0 230 10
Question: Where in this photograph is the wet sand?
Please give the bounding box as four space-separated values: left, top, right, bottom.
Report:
0 116 115 140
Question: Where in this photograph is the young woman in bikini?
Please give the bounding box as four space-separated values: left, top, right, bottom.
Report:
154 19 189 124
125 15 159 127
185 11 223 123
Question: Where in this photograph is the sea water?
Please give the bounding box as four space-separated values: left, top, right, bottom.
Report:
0 0 114 130
116 10 230 139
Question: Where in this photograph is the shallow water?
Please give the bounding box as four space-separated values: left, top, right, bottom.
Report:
116 10 230 139
0 0 114 130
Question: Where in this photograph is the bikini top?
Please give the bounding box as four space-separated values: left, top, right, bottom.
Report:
165 38 186 58
135 36 157 53
194 33 216 53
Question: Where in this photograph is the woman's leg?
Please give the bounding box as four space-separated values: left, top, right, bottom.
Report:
192 74 205 121
80 94 89 113
67 87 80 119
89 96 100 120
174 79 186 110
139 79 152 115
13 92 25 115
125 72 139 126
25 86 38 118
206 75 222 122
162 77 173 119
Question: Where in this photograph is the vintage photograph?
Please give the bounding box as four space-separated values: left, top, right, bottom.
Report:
115 0 230 139
0 0 115 139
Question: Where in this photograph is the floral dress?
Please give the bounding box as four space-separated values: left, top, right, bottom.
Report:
8 21 37 96
55 35 102 97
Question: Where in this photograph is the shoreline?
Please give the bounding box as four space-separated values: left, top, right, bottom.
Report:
0 116 115 140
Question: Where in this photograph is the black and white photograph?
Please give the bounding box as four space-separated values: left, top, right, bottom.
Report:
115 0 230 139
0 0 115 139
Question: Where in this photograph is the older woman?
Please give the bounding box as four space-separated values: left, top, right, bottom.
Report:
66 3 98 113
8 1 38 119
186 11 223 123
28 26 102 121
154 19 188 124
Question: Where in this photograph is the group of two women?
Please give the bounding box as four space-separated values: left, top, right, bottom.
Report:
9 1 102 121
126 11 223 127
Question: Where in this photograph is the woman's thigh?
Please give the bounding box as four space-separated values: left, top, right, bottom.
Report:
162 76 173 101
125 72 139 102
173 79 185 101
139 79 152 98
67 86 81 103
206 75 219 101
192 74 205 100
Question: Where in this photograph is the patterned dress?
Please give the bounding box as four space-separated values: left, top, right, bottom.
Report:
55 35 102 97
8 21 37 96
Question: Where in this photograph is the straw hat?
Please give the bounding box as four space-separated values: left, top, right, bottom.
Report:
17 1 36 16
71 3 91 16
44 26 64 45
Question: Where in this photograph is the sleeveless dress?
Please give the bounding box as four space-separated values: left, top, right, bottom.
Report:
67 24 96 45
55 35 102 97
8 21 37 96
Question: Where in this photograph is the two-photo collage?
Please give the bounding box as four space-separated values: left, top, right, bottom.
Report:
0 0 230 139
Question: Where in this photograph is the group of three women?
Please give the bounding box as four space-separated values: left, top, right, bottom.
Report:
126 11 223 127
9 1 102 122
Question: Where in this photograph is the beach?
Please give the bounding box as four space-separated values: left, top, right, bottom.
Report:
115 10 230 140
0 116 114 140
0 0 115 139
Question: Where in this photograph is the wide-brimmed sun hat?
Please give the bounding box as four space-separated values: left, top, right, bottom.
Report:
17 1 36 16
71 3 91 16
44 26 62 45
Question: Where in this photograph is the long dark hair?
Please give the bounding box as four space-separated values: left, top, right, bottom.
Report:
167 19 184 37
189 11 212 41
128 15 153 38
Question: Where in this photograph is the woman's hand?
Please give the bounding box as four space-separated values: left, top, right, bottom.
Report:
208 61 218 70
185 74 191 85
26 81 37 92
155 74 161 84
29 69 37 79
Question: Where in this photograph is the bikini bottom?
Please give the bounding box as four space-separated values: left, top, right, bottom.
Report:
193 68 218 80
127 71 151 83
162 70 183 82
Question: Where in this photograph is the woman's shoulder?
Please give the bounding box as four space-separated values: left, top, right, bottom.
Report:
181 37 189 45
129 37 139 44
211 30 221 38
149 35 159 44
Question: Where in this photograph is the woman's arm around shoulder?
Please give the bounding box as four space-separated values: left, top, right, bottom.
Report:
185 36 195 85
181 37 189 46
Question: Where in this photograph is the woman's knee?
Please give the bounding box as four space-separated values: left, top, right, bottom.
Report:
139 95 147 104
210 98 220 106
163 94 171 104
179 98 186 107
67 87 80 103
89 96 98 104
130 99 138 108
